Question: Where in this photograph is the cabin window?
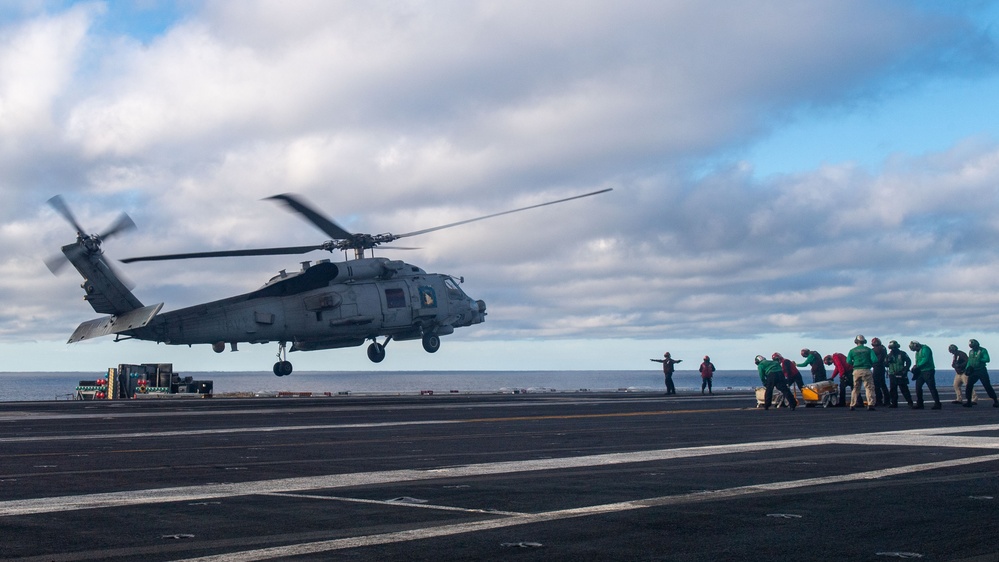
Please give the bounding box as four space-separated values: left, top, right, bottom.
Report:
419 286 437 308
385 288 406 308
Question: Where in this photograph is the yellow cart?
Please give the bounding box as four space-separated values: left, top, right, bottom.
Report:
801 380 839 407
755 386 788 408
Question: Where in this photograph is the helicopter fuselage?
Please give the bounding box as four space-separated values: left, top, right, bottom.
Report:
129 257 486 358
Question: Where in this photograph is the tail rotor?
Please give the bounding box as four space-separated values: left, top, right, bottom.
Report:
45 195 137 288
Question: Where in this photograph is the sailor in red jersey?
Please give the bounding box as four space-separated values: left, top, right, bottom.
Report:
823 352 853 408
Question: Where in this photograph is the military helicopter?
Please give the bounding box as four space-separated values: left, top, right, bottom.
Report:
46 189 610 376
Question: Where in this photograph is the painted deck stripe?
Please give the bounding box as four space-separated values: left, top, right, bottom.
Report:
0 409 728 444
2 424 998 517
172 452 999 562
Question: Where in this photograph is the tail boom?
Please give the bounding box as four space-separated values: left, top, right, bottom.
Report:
68 303 164 343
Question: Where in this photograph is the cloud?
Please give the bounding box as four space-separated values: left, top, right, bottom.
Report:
2 1 999 370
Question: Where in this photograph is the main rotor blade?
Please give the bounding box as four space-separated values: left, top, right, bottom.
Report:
44 253 69 274
393 188 613 239
121 244 325 263
266 193 354 240
47 195 86 235
99 213 137 241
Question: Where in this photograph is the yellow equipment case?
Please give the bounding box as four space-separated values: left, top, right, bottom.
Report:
801 379 839 407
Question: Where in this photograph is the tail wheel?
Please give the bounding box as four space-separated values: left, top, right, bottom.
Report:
422 332 441 353
367 342 386 363
273 361 293 377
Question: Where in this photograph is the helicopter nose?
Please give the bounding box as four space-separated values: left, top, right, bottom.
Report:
475 299 487 323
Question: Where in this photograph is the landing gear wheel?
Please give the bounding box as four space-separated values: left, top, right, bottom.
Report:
367 342 386 363
273 361 293 377
422 332 441 353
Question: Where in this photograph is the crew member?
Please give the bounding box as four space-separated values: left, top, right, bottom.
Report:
870 337 889 407
965 339 999 408
846 335 878 411
909 341 941 410
798 348 827 383
885 340 913 408
699 356 715 395
651 352 682 395
948 344 976 405
777 353 804 398
755 355 797 410
824 352 853 407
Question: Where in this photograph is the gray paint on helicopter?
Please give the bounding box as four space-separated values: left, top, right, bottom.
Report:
48 190 607 376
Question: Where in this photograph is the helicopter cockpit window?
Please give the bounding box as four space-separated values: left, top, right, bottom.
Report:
444 278 464 299
384 288 406 308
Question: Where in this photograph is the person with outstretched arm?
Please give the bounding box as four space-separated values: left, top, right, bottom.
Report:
651 352 682 395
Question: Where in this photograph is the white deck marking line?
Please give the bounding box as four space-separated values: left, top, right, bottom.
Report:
262 492 527 516
3 417 996 445
0 419 464 443
0 407 731 444
173 452 999 562
2 423 998 517
0 397 658 423
877 424 999 437
0 409 713 443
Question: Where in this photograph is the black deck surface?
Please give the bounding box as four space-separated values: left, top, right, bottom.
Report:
2 391 998 561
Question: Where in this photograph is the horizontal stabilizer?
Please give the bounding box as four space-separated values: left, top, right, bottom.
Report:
68 303 164 343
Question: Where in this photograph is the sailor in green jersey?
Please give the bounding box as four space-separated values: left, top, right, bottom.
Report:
908 341 942 409
797 349 827 383
964 339 999 407
885 340 913 408
846 335 878 411
755 355 797 410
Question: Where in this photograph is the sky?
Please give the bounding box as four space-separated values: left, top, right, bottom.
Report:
3 1 999 373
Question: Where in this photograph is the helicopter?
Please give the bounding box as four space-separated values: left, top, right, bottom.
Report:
46 188 611 376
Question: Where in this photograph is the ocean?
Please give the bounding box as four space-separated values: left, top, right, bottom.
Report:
0 370 761 402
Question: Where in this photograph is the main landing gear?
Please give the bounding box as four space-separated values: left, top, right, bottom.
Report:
422 331 440 353
367 337 389 363
273 341 293 377
272 328 447 371
365 331 441 363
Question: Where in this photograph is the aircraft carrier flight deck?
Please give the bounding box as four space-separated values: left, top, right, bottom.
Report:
2 391 998 561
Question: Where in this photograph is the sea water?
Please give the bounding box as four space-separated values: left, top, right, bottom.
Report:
0 370 761 402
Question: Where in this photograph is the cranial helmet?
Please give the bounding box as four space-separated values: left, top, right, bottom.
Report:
970 339 981 349
800 348 810 356
949 344 958 353
823 355 833 364
871 337 881 346
855 335 867 345
754 355 765 365
888 340 900 350
909 341 920 351
703 355 710 361
772 352 783 361
664 352 670 357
